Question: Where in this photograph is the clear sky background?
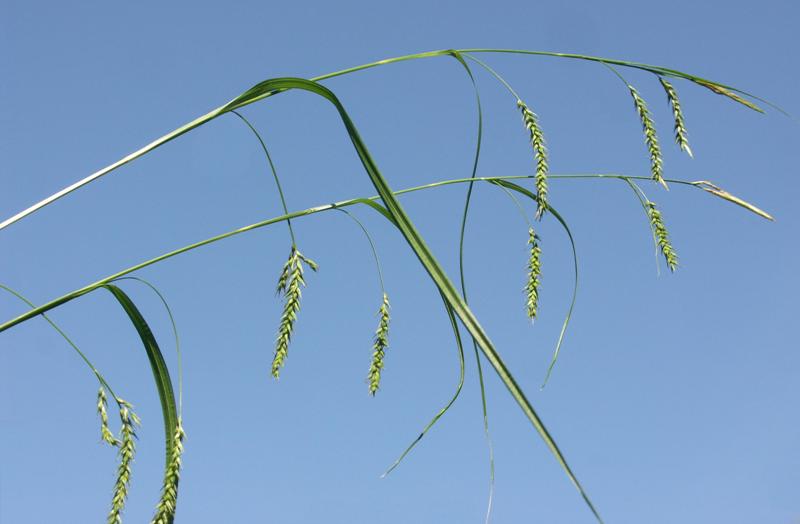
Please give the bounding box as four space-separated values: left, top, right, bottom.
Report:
1 1 798 523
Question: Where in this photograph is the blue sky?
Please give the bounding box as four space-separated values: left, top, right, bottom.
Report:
1 1 798 523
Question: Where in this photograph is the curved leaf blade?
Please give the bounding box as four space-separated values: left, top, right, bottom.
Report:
226 77 604 522
103 284 179 469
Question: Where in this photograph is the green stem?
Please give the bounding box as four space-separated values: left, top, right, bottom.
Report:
334 209 385 294
602 63 631 87
552 174 696 186
622 179 662 275
0 49 773 231
497 186 534 229
0 174 708 334
0 283 122 404
230 110 296 245
462 53 520 100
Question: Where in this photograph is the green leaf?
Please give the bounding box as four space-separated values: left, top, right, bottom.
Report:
381 292 465 477
103 284 179 470
1 48 782 232
220 77 603 522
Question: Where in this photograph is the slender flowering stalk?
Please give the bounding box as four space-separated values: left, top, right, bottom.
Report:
332 208 392 396
646 201 678 271
150 418 186 524
517 99 549 217
97 387 121 447
367 293 391 395
659 77 693 158
107 400 140 524
627 86 667 190
272 246 317 378
525 227 542 321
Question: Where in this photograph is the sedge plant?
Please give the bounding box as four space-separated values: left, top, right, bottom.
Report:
0 48 780 523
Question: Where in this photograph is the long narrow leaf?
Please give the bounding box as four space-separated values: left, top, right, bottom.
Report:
103 284 179 468
219 77 603 521
0 49 780 231
381 291 465 477
448 51 497 524
0 154 601 518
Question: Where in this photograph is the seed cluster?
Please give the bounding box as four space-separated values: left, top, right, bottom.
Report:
658 78 693 158
97 387 121 447
367 293 391 395
107 400 140 524
272 246 318 378
150 419 186 524
628 86 667 190
517 99 549 218
647 201 678 272
525 228 542 321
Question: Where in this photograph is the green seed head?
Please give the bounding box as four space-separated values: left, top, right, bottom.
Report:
367 293 391 395
97 387 121 447
107 400 140 524
658 77 693 158
150 419 186 524
272 247 317 378
629 86 667 190
517 99 549 217
525 228 542 321
647 201 678 272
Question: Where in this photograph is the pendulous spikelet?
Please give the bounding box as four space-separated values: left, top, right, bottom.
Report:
517 99 549 218
107 400 140 524
646 201 678 272
628 86 667 190
659 77 693 158
97 387 121 447
272 246 318 378
150 418 186 524
525 227 542 321
367 293 391 395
